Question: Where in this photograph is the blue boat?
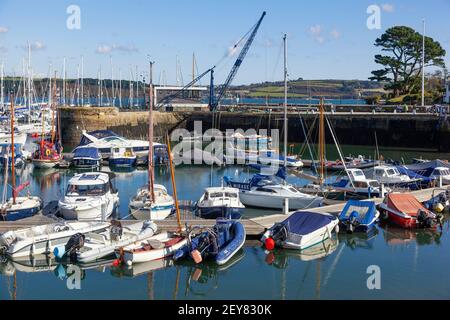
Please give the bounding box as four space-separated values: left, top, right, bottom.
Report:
173 219 246 266
109 147 136 167
195 187 244 220
72 146 102 169
338 200 380 233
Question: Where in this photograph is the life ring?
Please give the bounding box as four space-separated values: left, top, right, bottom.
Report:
45 149 51 157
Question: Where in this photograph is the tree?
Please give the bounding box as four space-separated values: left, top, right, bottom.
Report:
369 26 446 97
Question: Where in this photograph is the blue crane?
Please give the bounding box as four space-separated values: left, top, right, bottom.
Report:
209 11 266 111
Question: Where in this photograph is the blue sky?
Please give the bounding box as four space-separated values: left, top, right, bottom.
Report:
0 0 449 84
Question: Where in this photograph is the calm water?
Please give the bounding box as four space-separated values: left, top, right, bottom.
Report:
1 146 450 300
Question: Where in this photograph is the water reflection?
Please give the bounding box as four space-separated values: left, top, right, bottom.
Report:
339 228 378 250
380 224 444 246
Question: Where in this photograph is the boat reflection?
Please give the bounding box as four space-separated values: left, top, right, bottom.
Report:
110 258 173 278
338 228 379 251
381 224 444 246
264 237 339 269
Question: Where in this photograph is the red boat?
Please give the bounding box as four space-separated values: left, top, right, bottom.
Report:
379 193 438 229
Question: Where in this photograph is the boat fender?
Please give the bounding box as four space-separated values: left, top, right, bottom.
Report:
334 224 340 234
434 203 445 214
265 238 275 251
53 245 66 259
191 249 203 264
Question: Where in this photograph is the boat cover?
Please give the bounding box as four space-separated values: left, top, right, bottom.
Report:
396 166 434 184
405 160 450 177
339 200 376 225
73 147 101 160
281 212 336 236
386 193 431 217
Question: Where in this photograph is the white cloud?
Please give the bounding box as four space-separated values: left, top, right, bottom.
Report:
0 27 8 33
309 25 322 36
96 43 139 54
330 29 342 40
381 4 395 13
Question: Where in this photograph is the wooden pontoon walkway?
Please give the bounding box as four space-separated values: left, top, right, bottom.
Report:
0 187 447 237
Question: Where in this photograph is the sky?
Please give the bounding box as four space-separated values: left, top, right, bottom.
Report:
0 0 449 85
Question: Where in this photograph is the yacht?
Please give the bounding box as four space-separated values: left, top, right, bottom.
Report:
369 165 421 188
224 173 323 210
76 130 167 161
58 172 119 221
330 169 385 199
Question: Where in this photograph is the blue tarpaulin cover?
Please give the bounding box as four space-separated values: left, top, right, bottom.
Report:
404 160 450 177
73 147 101 160
280 212 336 236
339 200 376 225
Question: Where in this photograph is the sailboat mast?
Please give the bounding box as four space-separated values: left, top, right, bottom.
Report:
166 133 182 231
283 34 288 169
1 62 4 113
319 98 325 185
63 57 66 106
148 61 155 201
51 71 57 144
81 55 84 107
27 42 31 125
10 94 16 205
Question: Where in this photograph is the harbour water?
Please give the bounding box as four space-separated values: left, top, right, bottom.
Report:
1 145 450 300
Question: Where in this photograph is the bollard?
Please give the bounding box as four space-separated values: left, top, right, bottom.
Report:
283 198 290 215
439 176 443 188
380 183 385 198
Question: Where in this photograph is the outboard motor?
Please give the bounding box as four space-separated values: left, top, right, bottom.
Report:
417 209 434 228
64 233 86 261
346 211 360 234
110 220 123 241
271 223 288 245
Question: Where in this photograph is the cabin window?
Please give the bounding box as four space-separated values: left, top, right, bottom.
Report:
354 181 368 188
375 169 385 176
66 183 108 196
256 187 276 193
113 148 120 153
387 169 396 176
224 192 237 198
210 192 224 198
288 187 299 193
353 171 364 176
368 181 379 187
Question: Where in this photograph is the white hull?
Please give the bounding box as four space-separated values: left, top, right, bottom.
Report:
32 159 59 169
59 196 118 221
239 191 322 210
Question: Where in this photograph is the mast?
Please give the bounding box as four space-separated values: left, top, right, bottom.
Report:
51 71 57 144
63 57 66 106
10 94 16 205
119 68 122 108
167 133 182 232
27 42 31 125
319 98 325 185
421 19 425 107
283 34 288 169
110 56 114 106
81 55 84 106
148 61 155 201
135 65 139 107
1 62 4 113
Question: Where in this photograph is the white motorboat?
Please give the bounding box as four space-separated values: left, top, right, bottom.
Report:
76 130 167 159
129 184 174 220
261 211 339 250
369 165 421 187
0 130 27 146
58 172 119 221
430 167 450 185
0 221 110 258
196 187 245 219
116 231 188 265
54 220 158 263
330 169 385 199
225 174 323 210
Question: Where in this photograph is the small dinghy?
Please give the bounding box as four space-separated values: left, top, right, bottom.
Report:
261 211 339 251
378 193 441 229
115 231 188 265
338 200 379 233
0 221 110 258
173 219 246 266
53 220 158 263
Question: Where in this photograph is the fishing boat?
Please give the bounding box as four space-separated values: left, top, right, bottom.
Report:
71 146 102 169
0 144 24 168
58 172 119 221
0 221 110 258
53 220 158 263
378 193 441 229
195 186 244 220
109 147 136 167
330 169 384 199
368 165 421 188
338 200 379 233
0 97 42 221
115 69 188 266
261 211 339 250
173 219 246 266
129 71 174 221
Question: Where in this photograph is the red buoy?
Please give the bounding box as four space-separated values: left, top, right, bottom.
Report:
111 259 120 267
265 238 275 251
